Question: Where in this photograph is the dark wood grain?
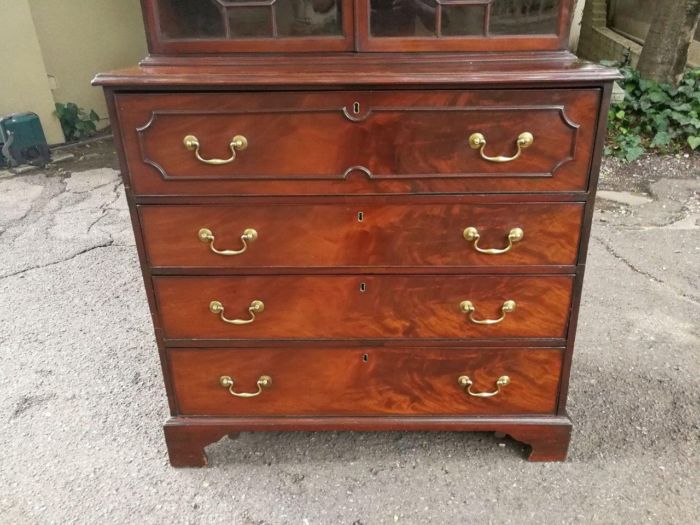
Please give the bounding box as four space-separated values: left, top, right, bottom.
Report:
102 88 176 415
558 82 616 415
168 346 563 416
154 274 573 340
116 89 600 196
98 5 618 464
93 52 622 89
139 202 584 269
163 415 572 466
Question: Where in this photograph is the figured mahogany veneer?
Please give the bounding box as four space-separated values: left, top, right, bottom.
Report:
169 347 563 416
116 89 600 196
140 202 584 269
154 275 573 341
95 42 617 464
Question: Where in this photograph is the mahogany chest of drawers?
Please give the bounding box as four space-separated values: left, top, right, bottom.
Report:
95 0 619 467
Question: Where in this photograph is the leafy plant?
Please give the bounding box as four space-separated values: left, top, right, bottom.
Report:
606 65 700 162
54 102 100 142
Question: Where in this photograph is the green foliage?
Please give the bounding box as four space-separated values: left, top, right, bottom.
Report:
606 66 700 162
54 102 100 142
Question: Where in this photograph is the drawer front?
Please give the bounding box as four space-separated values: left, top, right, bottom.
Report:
154 275 573 340
117 89 600 196
140 202 584 268
169 347 563 416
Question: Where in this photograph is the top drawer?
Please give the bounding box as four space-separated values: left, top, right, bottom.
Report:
116 89 601 196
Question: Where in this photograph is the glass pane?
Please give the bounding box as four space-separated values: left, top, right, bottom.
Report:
158 0 226 39
228 7 272 38
369 0 561 39
156 0 342 40
610 0 653 42
489 0 560 35
370 0 440 37
441 6 486 37
277 0 343 36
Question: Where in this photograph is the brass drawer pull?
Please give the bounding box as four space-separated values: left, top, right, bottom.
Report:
463 226 524 255
219 375 272 398
458 375 510 398
469 132 534 163
209 299 264 325
460 300 516 325
183 134 248 165
198 227 257 256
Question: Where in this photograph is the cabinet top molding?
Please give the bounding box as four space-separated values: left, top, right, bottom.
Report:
93 51 621 88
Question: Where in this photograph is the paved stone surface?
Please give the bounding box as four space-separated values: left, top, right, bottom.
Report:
0 143 698 524
597 190 653 206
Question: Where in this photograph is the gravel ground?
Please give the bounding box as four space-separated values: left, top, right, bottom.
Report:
0 141 698 524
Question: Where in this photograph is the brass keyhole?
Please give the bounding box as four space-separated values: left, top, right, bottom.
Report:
359 282 367 293
357 211 364 222
353 102 361 114
362 354 369 363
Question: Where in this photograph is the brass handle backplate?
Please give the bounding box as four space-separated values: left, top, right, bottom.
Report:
198 227 257 256
458 375 510 398
469 132 534 163
219 375 272 398
460 300 516 325
183 134 248 165
463 227 524 255
209 299 264 325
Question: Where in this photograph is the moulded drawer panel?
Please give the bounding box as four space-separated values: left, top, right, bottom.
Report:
117 89 601 196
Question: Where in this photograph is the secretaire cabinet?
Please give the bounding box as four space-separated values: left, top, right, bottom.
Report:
94 0 619 466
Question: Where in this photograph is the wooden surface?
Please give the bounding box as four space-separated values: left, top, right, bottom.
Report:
116 89 599 196
164 415 573 466
139 202 584 269
169 347 563 416
97 39 617 464
154 275 573 341
93 52 622 89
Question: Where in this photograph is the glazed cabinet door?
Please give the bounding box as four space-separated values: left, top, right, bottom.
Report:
358 0 572 51
142 0 354 53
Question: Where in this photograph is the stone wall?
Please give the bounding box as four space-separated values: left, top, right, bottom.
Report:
577 0 643 65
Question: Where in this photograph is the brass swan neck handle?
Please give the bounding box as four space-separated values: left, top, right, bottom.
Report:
458 375 510 398
209 299 265 325
183 134 248 165
463 227 524 255
219 375 272 398
198 227 258 256
469 132 534 163
460 300 516 325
